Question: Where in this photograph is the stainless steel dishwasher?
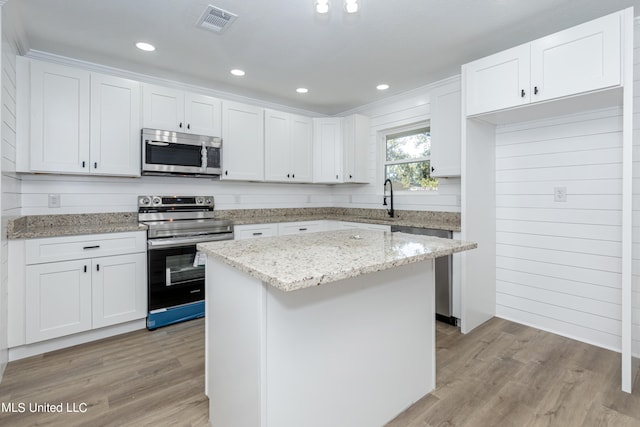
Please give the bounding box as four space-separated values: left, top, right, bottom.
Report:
390 225 456 325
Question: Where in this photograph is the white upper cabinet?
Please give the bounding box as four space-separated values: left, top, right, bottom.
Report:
264 109 313 183
529 11 621 102
464 10 622 116
90 73 141 176
30 60 90 174
221 101 264 181
142 84 221 136
465 44 530 116
313 118 343 183
342 114 370 183
430 82 461 177
28 60 140 176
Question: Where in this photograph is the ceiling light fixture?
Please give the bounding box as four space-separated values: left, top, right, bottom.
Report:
316 0 329 14
376 84 390 91
230 69 245 77
135 42 155 52
344 0 359 14
296 88 309 94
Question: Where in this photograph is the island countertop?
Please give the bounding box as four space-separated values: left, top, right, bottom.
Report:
197 229 477 292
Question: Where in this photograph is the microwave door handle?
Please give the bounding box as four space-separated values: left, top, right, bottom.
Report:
147 140 170 147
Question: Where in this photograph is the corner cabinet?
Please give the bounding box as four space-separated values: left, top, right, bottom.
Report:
142 84 222 136
313 118 342 183
264 109 313 183
22 58 141 176
313 114 369 184
342 114 370 183
430 81 462 177
221 101 265 181
465 11 622 116
13 232 147 345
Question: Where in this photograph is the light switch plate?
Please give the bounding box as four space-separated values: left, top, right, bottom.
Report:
554 187 567 202
48 194 61 208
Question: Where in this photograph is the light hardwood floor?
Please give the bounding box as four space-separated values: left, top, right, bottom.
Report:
1 317 639 426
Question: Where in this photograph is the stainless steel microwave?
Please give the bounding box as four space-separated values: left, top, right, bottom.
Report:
141 128 222 177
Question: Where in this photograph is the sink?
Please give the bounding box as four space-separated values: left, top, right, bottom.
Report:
350 216 397 223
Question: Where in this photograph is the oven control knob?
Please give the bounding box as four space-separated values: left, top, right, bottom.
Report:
196 197 204 205
152 197 161 206
205 198 212 205
139 197 151 206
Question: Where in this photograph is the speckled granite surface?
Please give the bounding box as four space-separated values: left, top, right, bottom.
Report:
198 229 476 292
8 213 147 239
216 208 461 231
8 207 460 239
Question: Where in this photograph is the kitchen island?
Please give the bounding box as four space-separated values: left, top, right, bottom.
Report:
198 229 476 427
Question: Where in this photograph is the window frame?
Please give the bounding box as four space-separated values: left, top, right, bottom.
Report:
379 121 438 194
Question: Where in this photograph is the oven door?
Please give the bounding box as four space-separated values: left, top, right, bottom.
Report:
147 243 205 311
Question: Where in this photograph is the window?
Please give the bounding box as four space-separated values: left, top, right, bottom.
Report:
384 126 438 191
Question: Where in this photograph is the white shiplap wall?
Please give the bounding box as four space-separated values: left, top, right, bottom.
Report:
495 107 624 351
20 175 335 215
1 2 22 378
333 77 461 213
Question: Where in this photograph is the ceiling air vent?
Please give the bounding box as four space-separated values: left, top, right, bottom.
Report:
196 5 238 34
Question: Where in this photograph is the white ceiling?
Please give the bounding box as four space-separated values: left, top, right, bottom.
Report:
10 0 639 115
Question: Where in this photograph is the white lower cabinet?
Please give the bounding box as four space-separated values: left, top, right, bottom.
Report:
277 221 325 236
234 224 279 240
26 259 93 343
19 232 147 345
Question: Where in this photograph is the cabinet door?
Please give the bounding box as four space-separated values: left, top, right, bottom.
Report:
92 253 147 329
264 109 292 182
464 44 530 116
530 12 621 102
313 118 342 183
221 101 264 181
30 61 90 173
90 73 141 176
430 83 461 177
185 92 222 136
342 114 369 183
290 114 313 183
142 84 185 132
26 260 92 343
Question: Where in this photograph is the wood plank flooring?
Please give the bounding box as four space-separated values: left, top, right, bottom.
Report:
1 317 639 426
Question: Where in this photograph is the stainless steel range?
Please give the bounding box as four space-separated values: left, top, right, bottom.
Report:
138 195 233 329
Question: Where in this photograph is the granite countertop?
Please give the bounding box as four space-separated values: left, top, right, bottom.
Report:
218 208 461 232
8 213 147 239
198 229 476 292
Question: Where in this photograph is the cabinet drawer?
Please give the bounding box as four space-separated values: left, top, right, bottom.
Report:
234 224 279 240
26 231 146 265
277 221 325 236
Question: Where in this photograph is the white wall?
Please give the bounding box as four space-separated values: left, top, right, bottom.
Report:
20 175 334 215
334 77 462 213
0 0 22 379
494 107 624 351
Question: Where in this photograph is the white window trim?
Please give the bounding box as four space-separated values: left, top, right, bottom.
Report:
378 120 438 195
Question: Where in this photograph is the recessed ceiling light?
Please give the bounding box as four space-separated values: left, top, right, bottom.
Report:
376 84 390 91
230 69 245 77
296 88 309 94
135 42 155 52
316 0 329 14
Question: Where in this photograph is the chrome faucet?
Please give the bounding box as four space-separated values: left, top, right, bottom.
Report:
383 179 394 218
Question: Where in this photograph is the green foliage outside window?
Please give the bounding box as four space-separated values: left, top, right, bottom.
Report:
384 127 438 191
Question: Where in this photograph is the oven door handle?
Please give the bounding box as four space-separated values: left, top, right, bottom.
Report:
147 234 233 249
